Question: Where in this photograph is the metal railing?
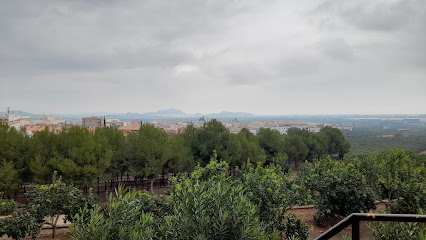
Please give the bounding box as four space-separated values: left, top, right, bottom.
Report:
315 213 426 240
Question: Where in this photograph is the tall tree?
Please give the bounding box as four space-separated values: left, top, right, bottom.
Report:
283 134 309 169
0 159 19 197
30 128 59 183
320 126 351 159
288 128 328 161
128 124 169 193
164 134 195 174
234 128 266 167
47 127 112 186
186 119 232 166
256 128 287 165
0 124 32 182
94 127 127 178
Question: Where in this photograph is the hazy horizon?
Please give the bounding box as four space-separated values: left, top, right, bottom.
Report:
1 0 425 115
2 107 426 117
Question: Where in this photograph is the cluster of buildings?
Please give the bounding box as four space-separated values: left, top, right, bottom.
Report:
1 114 343 136
221 119 333 134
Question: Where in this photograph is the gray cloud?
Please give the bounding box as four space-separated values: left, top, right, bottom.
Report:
314 0 422 31
0 0 425 115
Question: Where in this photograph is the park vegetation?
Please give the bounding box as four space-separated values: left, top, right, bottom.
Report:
0 120 425 239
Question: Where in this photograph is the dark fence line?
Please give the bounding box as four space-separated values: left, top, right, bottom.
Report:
315 213 426 240
11 174 172 202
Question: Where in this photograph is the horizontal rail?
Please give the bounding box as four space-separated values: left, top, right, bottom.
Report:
315 213 426 240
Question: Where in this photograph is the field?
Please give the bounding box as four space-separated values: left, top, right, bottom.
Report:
343 124 426 156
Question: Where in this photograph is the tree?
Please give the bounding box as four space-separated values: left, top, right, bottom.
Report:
282 135 308 169
94 127 128 178
25 172 95 239
52 127 112 186
30 128 59 183
0 159 19 197
196 119 232 165
163 134 195 175
0 124 32 182
235 128 266 167
256 128 287 165
299 158 375 226
319 127 350 159
287 128 328 161
238 161 291 233
351 149 425 212
128 124 169 193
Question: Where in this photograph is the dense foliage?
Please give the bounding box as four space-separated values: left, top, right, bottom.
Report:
68 153 310 240
0 173 94 239
369 221 426 240
349 149 426 214
2 119 425 239
165 179 279 240
0 120 350 196
70 187 157 240
343 126 426 156
0 198 21 215
298 159 376 226
237 161 291 233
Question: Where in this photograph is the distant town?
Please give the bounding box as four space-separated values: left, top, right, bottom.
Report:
0 110 353 136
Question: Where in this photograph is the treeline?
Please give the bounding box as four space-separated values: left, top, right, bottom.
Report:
0 120 350 194
2 149 425 240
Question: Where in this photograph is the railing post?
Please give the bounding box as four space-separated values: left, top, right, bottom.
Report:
352 220 360 240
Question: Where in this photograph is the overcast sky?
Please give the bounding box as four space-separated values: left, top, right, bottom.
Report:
0 0 425 115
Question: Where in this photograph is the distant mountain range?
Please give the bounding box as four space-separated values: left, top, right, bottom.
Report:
0 108 256 121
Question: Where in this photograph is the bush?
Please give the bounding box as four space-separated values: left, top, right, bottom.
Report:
69 187 156 240
0 199 21 216
299 159 376 226
369 221 426 240
137 191 172 228
238 161 291 233
283 214 309 240
164 178 280 240
388 182 426 214
26 172 95 239
0 211 42 240
350 149 426 214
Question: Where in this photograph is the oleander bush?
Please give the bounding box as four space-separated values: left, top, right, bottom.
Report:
69 187 157 240
163 177 280 240
369 221 426 240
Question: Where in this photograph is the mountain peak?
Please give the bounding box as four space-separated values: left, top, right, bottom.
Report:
155 108 185 115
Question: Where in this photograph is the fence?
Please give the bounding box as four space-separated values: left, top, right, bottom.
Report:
315 213 426 240
11 174 172 202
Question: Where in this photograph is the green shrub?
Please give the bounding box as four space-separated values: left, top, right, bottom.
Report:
69 187 156 240
164 178 280 240
283 214 309 240
299 158 376 226
238 161 291 233
369 221 426 240
26 172 95 239
0 200 21 216
350 149 426 214
388 182 426 214
138 191 172 218
0 211 42 240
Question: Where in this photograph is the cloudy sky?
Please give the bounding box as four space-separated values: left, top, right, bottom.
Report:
0 0 425 115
